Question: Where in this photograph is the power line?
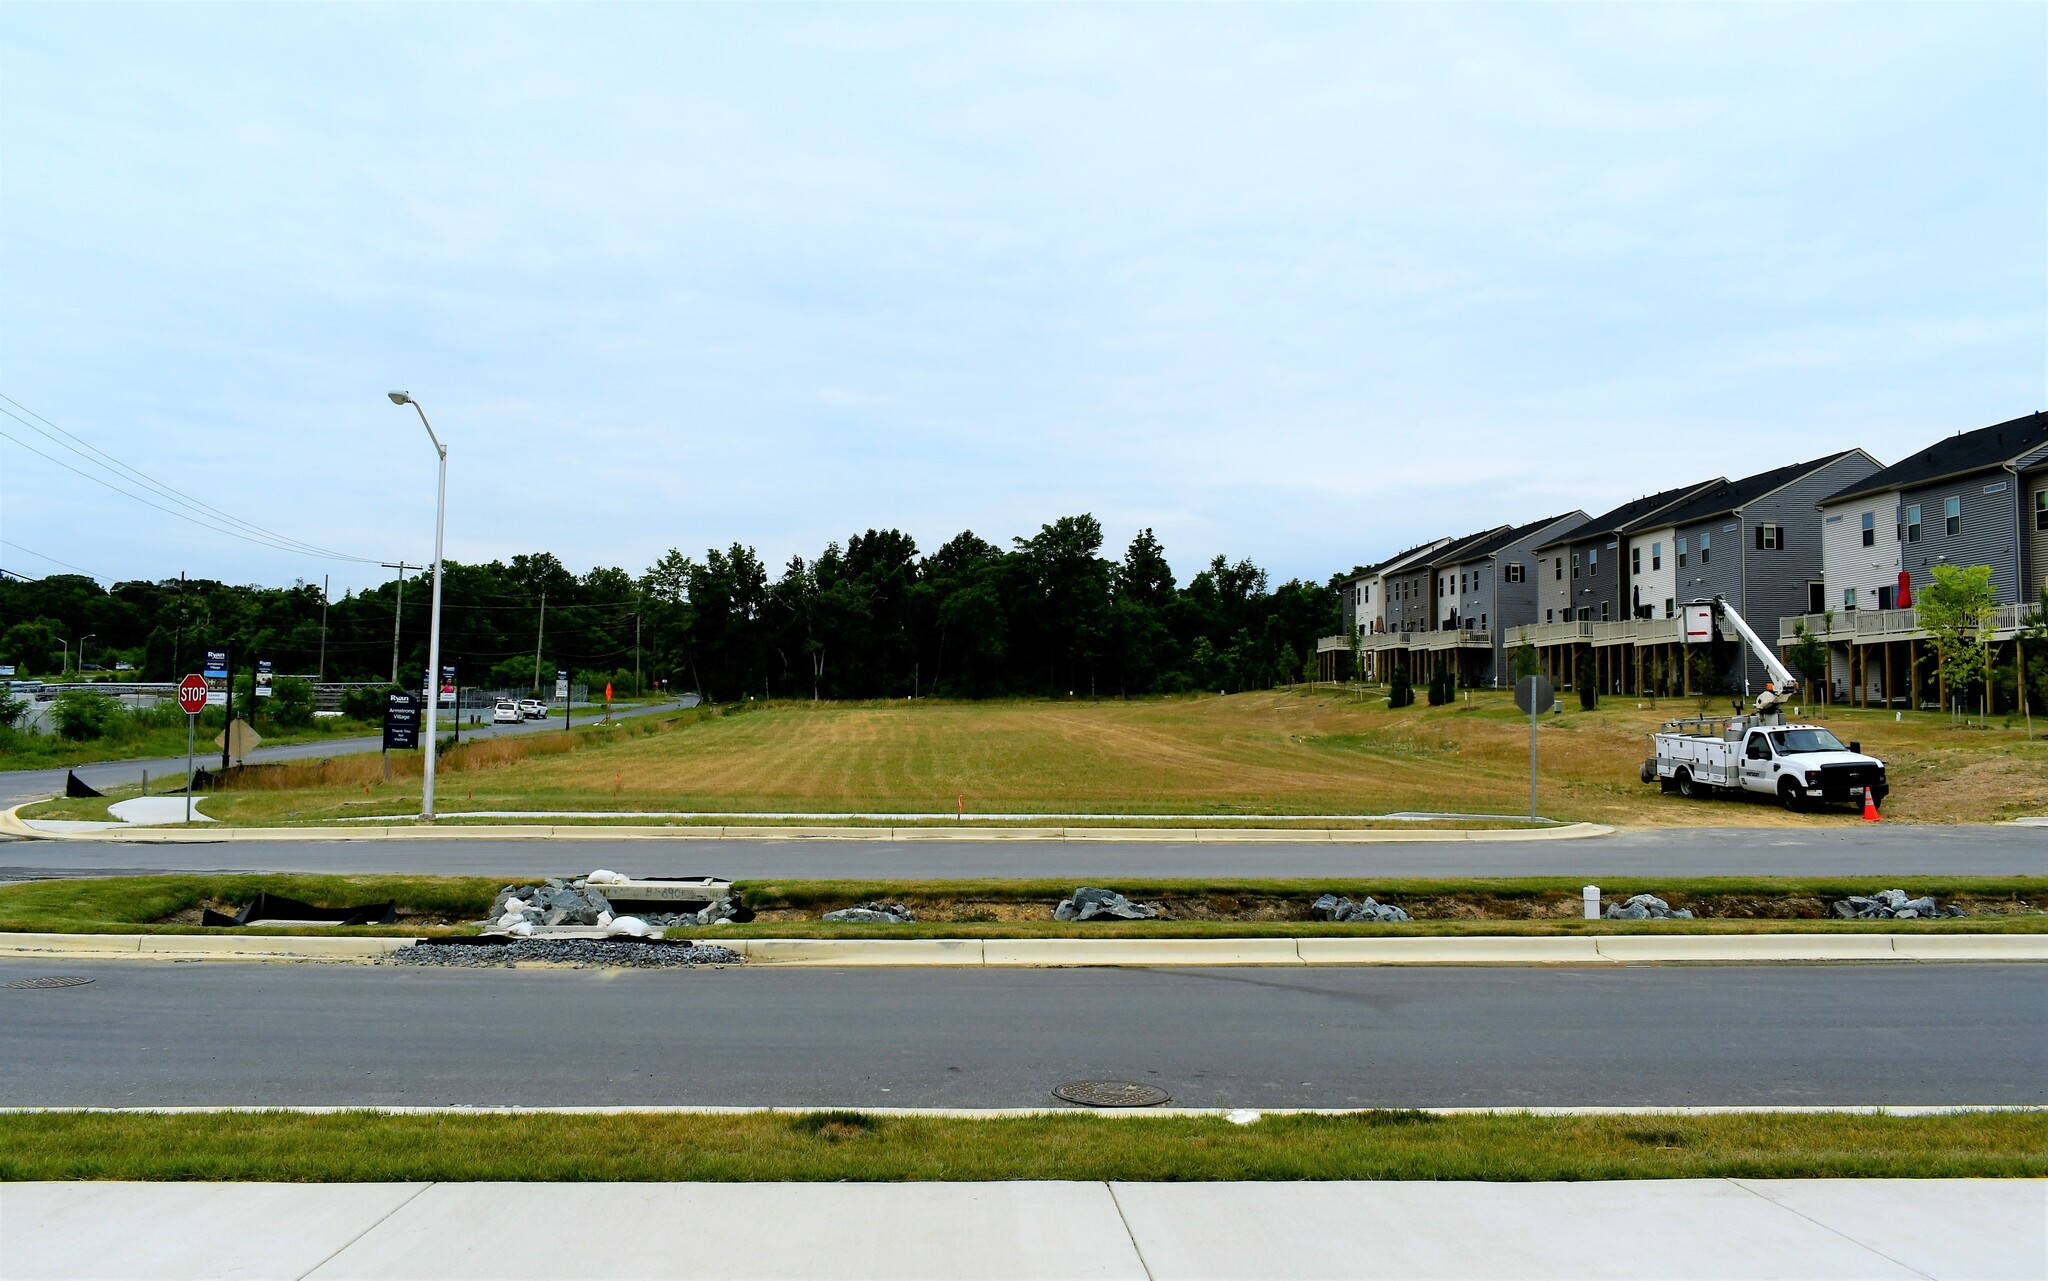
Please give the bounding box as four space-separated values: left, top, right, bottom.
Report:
0 539 105 581
0 424 387 565
0 392 387 565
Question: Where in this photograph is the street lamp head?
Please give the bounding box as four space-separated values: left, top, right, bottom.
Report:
387 391 412 405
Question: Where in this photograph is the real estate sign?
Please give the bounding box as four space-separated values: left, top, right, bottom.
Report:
383 691 422 750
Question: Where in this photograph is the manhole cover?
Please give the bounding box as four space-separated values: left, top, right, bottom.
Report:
1051 1079 1171 1108
4 975 94 989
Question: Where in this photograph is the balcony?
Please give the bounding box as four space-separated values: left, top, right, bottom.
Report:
1589 616 1682 647
1526 620 1593 647
1777 604 2032 647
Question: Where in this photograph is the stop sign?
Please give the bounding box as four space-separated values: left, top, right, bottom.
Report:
177 674 208 715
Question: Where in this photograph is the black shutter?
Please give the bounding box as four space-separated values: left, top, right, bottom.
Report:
1754 524 1764 550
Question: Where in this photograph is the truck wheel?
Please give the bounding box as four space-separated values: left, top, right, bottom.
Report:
1777 779 1804 813
1675 769 1700 799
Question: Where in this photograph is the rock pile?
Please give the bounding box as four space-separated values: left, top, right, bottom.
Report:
822 902 915 923
1603 894 1693 920
1310 893 1413 923
387 939 741 969
487 878 622 930
1054 887 1163 921
1831 889 1965 920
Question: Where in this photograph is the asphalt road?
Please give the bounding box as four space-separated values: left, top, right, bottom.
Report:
2 824 2042 883
2 958 2040 1108
0 698 694 808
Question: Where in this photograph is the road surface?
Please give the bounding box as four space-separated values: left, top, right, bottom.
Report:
0 697 695 808
1 958 2040 1108
2 824 2042 883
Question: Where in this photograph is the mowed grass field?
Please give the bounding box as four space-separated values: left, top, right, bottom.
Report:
55 686 2040 828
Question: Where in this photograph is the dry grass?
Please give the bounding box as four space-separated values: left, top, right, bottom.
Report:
63 689 2048 826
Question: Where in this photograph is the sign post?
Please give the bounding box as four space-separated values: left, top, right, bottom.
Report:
1514 675 1555 822
177 674 208 823
559 669 571 731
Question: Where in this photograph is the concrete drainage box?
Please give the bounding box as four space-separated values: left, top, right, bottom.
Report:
597 877 732 914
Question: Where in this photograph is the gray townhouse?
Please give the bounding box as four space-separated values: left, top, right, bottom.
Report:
1533 478 1723 625
1388 526 1504 637
1424 511 1586 688
1623 449 1881 696
1800 411 2048 711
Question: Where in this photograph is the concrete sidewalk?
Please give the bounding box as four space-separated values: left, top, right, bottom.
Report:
3 1179 2040 1279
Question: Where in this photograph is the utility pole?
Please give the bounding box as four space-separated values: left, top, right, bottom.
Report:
533 591 546 693
381 561 421 684
318 574 329 682
634 613 641 697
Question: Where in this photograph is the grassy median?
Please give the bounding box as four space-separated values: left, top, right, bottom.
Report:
22 688 2045 827
0 1109 2040 1182
2 873 2040 937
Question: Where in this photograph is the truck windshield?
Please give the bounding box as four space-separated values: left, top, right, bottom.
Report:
1770 729 1848 755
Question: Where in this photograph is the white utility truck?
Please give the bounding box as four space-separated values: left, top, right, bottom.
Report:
1641 597 1888 812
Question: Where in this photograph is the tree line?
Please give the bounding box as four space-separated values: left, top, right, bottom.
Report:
0 515 1341 701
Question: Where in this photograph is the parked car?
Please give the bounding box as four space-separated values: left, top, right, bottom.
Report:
518 698 546 720
492 699 522 725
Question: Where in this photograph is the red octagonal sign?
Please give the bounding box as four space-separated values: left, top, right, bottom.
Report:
177 674 209 715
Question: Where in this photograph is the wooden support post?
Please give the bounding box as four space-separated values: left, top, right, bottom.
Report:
1883 643 1893 710
1909 639 1919 711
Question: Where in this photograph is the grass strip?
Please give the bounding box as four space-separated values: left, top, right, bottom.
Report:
1 874 2040 938
0 1110 2041 1183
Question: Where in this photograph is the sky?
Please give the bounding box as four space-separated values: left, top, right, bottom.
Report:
2 3 2043 598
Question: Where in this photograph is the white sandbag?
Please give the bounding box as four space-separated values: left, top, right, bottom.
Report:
607 916 650 937
587 869 627 885
505 920 534 936
597 911 615 928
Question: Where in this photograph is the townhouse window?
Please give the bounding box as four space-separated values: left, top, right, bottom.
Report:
1756 523 1781 551
1861 511 1875 547
1700 533 1711 565
1664 598 1674 617
1944 497 1960 537
1545 609 1554 624
1631 547 1641 575
1577 607 1592 622
1905 504 1921 543
1361 585 1370 604
1600 602 1610 622
1677 538 1688 568
1808 582 1824 613
1589 547 1598 569
1878 586 1893 611
1504 562 1524 583
1480 613 1487 630
1844 587 1857 611
1652 542 1662 570
1571 552 1580 579
2037 490 2048 531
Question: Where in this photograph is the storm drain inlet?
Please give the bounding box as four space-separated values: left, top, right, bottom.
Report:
1052 1080 1171 1108
4 976 95 989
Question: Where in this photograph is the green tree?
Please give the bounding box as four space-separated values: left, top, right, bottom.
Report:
269 676 315 728
1575 651 1598 711
1387 663 1413 708
1917 564 1996 722
1787 613 1831 700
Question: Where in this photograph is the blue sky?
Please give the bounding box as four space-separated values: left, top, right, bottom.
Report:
2 3 2042 596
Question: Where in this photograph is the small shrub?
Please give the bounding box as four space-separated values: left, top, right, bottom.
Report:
51 689 122 741
1576 652 1598 711
269 677 315 728
1387 667 1414 709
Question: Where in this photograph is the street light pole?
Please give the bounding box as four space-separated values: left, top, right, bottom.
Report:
78 635 95 674
389 392 447 820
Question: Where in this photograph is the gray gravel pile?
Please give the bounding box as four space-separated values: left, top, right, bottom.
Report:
1054 887 1163 921
822 902 915 923
1310 893 1413 923
386 939 742 968
486 878 614 929
1831 889 1965 920
1604 894 1694 921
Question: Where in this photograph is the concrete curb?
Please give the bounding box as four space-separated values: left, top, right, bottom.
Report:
0 804 1614 844
4 1103 2039 1117
9 931 2043 967
0 932 418 961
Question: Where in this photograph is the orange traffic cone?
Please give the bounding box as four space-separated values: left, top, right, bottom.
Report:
1862 791 1881 822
